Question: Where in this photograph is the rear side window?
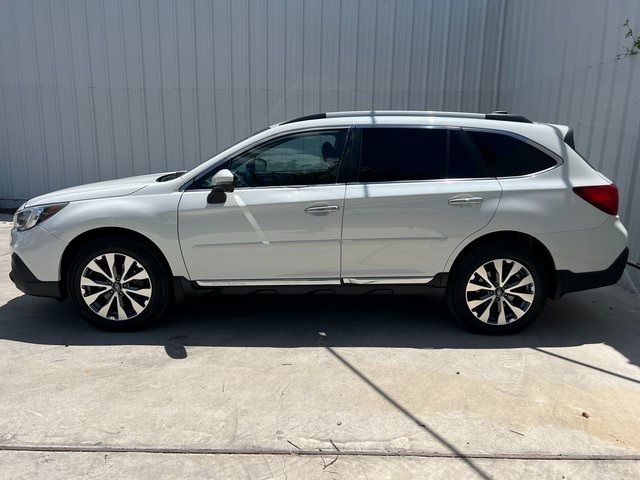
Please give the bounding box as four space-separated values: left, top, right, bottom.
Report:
358 128 490 182
466 130 558 177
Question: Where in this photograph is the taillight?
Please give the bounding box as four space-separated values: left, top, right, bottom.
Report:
573 184 619 215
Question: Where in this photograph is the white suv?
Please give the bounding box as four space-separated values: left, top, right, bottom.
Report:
9 111 628 333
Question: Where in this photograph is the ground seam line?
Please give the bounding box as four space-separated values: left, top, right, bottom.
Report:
1 445 639 461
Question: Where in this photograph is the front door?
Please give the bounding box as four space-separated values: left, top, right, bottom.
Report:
178 129 350 283
341 126 502 281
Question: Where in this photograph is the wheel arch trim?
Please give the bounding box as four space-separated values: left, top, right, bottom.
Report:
445 230 557 294
59 227 175 300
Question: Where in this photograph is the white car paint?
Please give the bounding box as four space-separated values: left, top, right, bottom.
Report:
178 184 346 281
341 178 501 278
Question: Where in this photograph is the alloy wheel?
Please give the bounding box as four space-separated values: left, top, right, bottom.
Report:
80 253 152 321
465 258 535 325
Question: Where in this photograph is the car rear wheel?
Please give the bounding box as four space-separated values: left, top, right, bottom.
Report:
68 238 171 331
447 244 547 334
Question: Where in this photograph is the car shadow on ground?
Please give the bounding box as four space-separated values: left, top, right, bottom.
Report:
1 291 639 376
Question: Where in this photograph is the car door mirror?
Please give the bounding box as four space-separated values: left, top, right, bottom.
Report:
207 169 234 204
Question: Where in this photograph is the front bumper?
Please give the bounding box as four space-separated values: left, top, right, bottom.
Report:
552 248 629 299
10 224 68 282
9 253 62 299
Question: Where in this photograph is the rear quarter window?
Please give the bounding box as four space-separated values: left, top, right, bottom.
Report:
465 130 558 177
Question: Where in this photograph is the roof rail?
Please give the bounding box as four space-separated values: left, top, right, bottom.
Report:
280 113 327 125
327 110 487 120
281 110 533 125
485 113 533 124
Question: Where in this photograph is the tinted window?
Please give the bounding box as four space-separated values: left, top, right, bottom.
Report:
358 128 489 183
448 131 489 178
466 130 557 177
193 130 347 188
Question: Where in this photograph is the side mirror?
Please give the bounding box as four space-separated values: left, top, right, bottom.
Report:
207 169 234 204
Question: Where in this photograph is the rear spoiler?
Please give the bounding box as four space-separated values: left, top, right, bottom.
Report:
546 123 575 149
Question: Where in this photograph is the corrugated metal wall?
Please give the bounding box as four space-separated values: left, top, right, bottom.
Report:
499 0 640 263
0 0 505 202
0 0 638 262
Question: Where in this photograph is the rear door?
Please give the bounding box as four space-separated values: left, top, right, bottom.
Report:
341 126 502 282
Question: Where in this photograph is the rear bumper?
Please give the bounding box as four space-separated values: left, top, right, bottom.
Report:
9 253 62 299
552 248 628 299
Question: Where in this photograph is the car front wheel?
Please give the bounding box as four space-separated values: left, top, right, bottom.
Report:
68 237 171 330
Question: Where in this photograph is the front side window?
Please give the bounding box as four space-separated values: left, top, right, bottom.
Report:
358 128 490 183
193 130 348 189
465 130 558 177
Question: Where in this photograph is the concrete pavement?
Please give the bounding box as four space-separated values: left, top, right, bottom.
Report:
1 217 639 478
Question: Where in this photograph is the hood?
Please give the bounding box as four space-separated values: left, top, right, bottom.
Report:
24 172 176 207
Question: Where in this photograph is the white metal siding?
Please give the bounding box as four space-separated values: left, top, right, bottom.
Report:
0 0 638 263
0 0 504 202
499 0 640 263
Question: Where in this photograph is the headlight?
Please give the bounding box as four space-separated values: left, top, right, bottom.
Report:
13 203 68 231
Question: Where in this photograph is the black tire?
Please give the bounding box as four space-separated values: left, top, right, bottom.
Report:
446 244 547 334
67 237 171 331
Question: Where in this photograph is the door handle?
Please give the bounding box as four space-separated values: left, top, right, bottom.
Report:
305 204 340 214
448 196 484 206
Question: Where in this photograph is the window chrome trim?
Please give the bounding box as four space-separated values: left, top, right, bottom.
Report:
344 177 495 187
182 182 348 193
353 124 462 130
